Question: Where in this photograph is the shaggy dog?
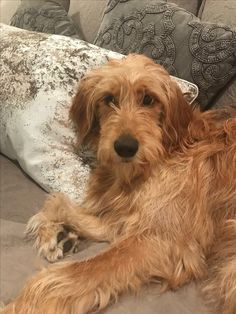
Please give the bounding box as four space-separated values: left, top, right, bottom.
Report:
2 55 236 314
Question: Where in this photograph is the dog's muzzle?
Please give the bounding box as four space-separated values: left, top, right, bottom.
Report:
114 134 139 158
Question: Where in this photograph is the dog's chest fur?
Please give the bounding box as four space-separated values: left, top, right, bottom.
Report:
84 163 213 244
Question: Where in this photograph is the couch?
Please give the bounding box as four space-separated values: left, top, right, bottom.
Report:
0 0 236 313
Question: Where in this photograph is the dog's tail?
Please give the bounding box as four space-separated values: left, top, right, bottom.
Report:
202 219 236 314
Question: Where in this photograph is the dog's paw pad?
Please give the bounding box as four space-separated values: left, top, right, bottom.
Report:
54 224 80 260
30 221 80 263
63 239 74 253
57 230 67 243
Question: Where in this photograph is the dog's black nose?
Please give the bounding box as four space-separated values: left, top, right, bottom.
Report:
114 134 139 158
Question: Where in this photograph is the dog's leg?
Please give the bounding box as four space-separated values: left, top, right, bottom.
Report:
202 219 236 314
3 234 206 314
26 193 110 262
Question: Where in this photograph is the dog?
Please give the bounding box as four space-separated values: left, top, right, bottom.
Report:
2 54 236 314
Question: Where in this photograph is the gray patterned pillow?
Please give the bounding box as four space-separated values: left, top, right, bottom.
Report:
94 0 236 108
10 0 81 38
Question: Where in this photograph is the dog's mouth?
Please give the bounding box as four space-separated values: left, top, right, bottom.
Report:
120 157 133 163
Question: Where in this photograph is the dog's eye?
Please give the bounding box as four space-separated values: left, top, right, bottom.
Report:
104 95 115 105
142 94 153 106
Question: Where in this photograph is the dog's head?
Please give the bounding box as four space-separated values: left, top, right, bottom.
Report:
70 54 193 182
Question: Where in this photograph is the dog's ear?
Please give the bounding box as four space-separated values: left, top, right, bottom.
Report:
145 58 194 151
162 79 193 151
70 72 101 146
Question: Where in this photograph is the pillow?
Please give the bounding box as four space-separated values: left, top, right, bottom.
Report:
0 24 198 202
10 0 81 38
94 0 236 108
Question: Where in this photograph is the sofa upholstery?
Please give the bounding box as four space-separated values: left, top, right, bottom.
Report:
0 0 236 313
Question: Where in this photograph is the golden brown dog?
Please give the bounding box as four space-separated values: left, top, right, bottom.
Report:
3 54 236 314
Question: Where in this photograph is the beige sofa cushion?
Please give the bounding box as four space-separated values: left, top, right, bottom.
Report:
199 0 236 28
0 0 21 24
169 0 201 15
69 0 107 42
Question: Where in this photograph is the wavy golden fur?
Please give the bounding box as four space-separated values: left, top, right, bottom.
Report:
2 54 236 314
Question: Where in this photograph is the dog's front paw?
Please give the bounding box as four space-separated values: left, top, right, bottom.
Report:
26 214 80 262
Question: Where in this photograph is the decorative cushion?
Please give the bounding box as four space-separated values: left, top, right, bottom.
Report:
0 24 198 202
10 0 81 38
94 0 236 108
212 77 236 109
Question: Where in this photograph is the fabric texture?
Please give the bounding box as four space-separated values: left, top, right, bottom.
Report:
168 0 202 15
198 0 236 28
10 0 81 38
212 77 236 108
94 0 236 108
69 0 107 43
0 24 198 203
197 0 236 109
